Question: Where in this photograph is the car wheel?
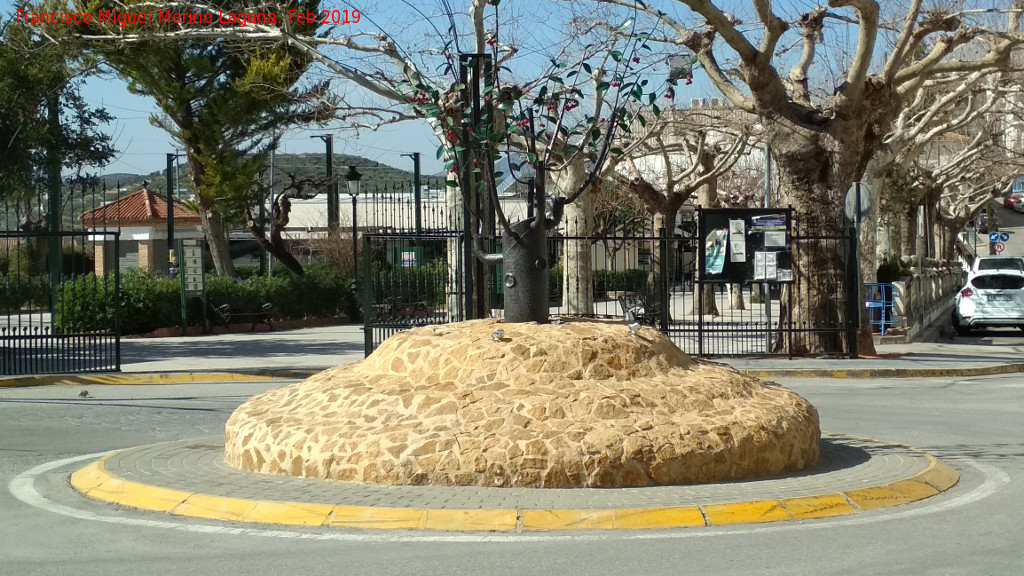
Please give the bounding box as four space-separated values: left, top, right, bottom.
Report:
952 312 971 336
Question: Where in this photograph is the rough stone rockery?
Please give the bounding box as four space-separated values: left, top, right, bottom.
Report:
225 319 820 488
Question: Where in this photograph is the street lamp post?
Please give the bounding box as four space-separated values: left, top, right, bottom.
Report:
401 152 422 233
311 134 337 231
345 166 363 273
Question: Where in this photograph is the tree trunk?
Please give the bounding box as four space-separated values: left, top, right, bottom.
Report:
730 284 745 310
650 203 681 295
187 155 236 277
692 173 719 316
197 196 236 277
693 284 719 316
446 175 465 319
772 132 853 355
903 206 917 258
553 162 593 315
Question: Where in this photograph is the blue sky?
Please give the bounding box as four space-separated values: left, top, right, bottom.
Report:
3 0 884 177
76 73 444 176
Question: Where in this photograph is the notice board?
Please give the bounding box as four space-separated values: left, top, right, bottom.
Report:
697 207 793 284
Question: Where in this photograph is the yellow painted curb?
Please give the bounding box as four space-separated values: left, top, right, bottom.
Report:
704 499 791 526
782 494 857 520
1 372 283 388
739 362 1024 379
70 443 961 532
914 457 960 491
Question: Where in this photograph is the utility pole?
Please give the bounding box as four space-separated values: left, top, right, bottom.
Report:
46 95 61 297
166 153 176 274
401 152 422 233
266 142 276 276
312 135 337 231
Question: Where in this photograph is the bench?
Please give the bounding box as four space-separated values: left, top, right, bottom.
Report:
617 294 661 327
207 298 273 332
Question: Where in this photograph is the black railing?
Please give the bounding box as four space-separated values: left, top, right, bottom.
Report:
1 231 121 375
363 209 854 358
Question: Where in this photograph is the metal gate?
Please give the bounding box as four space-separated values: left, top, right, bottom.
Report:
1 231 121 375
362 232 466 355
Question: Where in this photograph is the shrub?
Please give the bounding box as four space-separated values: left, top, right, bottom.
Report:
371 259 447 308
0 245 34 277
593 269 648 295
876 257 904 283
61 247 94 275
119 269 182 334
54 274 116 333
549 263 563 306
53 263 362 335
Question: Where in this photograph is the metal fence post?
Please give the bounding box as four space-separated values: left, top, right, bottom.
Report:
362 234 374 356
658 227 669 331
845 224 859 358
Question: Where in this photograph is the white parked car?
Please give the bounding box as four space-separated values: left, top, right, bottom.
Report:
952 270 1024 336
971 256 1024 275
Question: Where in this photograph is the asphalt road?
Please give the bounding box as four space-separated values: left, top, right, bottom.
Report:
2 374 1022 576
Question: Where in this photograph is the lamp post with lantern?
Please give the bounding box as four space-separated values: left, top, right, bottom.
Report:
345 166 363 273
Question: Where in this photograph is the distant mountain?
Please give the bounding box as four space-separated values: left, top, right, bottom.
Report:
97 154 437 197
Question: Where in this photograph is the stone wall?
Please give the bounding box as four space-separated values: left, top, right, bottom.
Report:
225 319 820 488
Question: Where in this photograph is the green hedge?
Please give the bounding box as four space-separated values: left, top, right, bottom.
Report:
0 274 50 311
371 260 447 306
53 265 359 335
593 269 648 295
54 274 116 333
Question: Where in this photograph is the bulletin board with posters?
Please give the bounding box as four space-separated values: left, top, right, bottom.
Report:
697 207 793 284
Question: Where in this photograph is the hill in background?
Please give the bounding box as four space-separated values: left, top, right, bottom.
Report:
97 153 428 197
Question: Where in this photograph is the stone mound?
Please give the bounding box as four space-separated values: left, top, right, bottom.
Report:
224 319 820 488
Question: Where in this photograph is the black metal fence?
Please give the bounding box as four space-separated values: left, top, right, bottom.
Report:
1 231 121 374
362 211 855 358
2 181 124 375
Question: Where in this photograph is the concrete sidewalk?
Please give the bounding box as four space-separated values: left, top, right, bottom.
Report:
107 324 1024 380
4 323 1024 387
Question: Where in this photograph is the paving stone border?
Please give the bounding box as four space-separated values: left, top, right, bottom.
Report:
70 434 959 531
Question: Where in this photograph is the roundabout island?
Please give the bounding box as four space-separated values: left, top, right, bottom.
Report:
224 318 821 488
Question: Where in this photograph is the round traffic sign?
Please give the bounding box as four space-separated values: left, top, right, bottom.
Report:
995 241 1006 253
989 232 1000 243
1000 232 1011 242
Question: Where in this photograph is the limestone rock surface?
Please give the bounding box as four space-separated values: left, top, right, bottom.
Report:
225 319 819 487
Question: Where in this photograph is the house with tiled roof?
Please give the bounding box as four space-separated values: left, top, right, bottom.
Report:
81 187 204 276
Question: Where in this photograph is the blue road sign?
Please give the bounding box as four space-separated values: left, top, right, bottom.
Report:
989 232 1000 243
1000 232 1011 242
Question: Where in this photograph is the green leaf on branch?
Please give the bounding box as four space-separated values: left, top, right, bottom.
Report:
596 81 610 93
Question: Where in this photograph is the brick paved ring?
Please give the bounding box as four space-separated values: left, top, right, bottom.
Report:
70 434 959 531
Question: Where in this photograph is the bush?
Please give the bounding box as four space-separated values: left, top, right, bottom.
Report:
372 259 447 308
0 245 34 277
61 247 94 275
119 269 182 334
51 263 359 335
593 269 648 295
549 263 563 307
54 274 116 333
876 257 904 283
